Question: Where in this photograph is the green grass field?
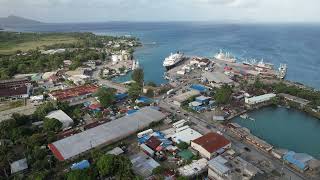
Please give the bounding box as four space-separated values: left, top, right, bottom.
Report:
0 34 79 55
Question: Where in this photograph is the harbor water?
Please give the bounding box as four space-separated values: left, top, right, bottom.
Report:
233 107 320 159
11 22 320 89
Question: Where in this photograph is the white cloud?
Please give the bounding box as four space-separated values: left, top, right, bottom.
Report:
0 0 319 23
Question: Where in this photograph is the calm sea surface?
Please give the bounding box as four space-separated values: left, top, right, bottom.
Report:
11 22 320 88
233 107 320 159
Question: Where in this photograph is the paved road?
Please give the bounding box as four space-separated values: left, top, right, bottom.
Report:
159 100 311 180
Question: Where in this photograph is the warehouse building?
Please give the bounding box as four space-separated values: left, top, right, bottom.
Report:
173 90 200 107
46 110 74 129
202 71 233 87
191 132 231 159
49 84 99 104
48 107 166 161
245 93 276 108
0 78 32 100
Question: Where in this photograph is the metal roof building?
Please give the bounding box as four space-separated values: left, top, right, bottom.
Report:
245 93 276 105
202 71 233 84
48 107 166 161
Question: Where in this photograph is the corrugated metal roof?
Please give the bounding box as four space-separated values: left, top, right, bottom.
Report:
48 107 166 161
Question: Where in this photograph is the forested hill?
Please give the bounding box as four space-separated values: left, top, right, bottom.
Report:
0 15 42 27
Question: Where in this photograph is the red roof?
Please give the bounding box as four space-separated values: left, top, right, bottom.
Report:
50 84 98 101
192 132 230 153
146 136 162 151
48 144 65 161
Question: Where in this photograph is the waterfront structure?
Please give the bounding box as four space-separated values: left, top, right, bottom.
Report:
244 93 276 108
130 152 160 177
279 93 310 107
45 110 74 129
163 52 185 70
191 132 231 159
227 123 273 152
283 151 314 172
173 90 200 107
48 107 166 161
48 84 99 104
0 78 32 100
178 158 208 177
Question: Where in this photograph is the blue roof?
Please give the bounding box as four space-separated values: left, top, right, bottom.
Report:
127 109 138 115
116 93 128 101
136 96 153 104
283 151 313 170
71 160 90 170
196 96 211 102
190 84 207 92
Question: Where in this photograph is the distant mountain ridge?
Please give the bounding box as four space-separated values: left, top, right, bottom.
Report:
0 15 43 27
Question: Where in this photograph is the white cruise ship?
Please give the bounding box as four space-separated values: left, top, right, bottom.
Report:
214 49 236 63
163 52 185 70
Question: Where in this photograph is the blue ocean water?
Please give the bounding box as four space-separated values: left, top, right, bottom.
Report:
11 22 320 88
234 107 320 159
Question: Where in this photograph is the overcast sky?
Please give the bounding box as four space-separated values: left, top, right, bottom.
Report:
0 0 319 23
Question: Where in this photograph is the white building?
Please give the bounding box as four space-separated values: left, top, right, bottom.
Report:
178 158 208 177
245 93 276 106
171 128 202 144
46 110 74 129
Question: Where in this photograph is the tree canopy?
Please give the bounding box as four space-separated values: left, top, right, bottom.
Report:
128 82 142 101
95 87 116 108
43 118 62 132
214 84 233 104
131 68 144 85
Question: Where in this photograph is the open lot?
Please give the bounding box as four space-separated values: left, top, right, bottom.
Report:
0 35 78 55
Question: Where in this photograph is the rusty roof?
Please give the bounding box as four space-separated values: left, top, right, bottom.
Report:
192 132 230 153
145 136 162 151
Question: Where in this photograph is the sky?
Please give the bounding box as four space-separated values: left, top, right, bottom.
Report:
0 0 319 23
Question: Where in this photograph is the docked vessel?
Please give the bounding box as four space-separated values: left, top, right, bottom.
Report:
256 59 274 70
278 63 287 79
242 59 256 66
214 49 236 63
132 59 140 70
163 52 185 70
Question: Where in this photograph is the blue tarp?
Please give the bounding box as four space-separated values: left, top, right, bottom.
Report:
71 160 90 170
116 93 128 101
283 151 313 170
138 134 151 144
190 84 207 93
136 96 153 104
127 109 138 115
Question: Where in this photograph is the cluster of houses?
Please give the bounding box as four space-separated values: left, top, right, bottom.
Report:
131 118 262 179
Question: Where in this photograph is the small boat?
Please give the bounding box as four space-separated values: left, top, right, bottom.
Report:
249 117 255 121
240 113 249 119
